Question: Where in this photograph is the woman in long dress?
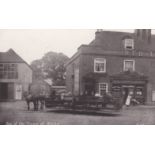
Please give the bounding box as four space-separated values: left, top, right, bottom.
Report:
125 93 132 106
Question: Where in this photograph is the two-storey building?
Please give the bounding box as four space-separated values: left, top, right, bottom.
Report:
66 29 155 104
0 49 32 101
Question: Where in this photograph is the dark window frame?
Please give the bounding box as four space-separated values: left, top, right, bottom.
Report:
0 63 18 79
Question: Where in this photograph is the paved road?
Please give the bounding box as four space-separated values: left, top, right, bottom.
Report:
0 101 155 125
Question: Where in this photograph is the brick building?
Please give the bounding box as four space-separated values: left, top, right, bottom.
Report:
0 49 32 101
66 29 155 104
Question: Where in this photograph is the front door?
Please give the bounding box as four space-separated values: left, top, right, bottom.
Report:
122 86 134 104
15 84 22 100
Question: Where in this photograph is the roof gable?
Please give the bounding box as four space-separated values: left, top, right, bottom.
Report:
0 48 25 63
0 48 32 71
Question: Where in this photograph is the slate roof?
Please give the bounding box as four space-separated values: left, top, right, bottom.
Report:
90 31 134 51
66 30 155 67
0 48 25 63
89 30 155 52
0 48 32 70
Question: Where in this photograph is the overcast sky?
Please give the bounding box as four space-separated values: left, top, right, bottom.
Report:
0 29 154 64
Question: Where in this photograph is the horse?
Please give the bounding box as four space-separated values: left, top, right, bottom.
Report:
23 92 46 111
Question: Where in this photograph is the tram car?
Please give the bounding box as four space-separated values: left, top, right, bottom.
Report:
45 91 123 111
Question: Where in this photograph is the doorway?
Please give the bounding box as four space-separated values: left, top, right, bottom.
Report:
122 86 134 104
0 83 8 100
15 84 22 100
0 83 14 100
122 87 129 104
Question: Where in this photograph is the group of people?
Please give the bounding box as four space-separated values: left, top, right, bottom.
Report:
95 90 141 107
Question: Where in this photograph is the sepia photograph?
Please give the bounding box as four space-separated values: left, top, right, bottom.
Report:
0 29 155 125
2 1 155 155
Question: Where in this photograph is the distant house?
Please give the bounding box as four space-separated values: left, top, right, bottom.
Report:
66 29 155 104
0 49 32 101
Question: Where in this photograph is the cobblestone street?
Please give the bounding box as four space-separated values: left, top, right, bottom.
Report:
0 101 155 125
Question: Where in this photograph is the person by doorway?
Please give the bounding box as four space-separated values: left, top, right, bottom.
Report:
125 91 133 107
122 88 129 105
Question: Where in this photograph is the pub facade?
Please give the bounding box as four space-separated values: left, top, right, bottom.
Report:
66 29 155 104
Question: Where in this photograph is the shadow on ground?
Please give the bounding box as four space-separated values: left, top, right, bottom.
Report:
46 109 121 117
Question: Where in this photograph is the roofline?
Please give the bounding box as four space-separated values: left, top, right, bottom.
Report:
7 48 33 71
23 61 33 71
65 53 81 67
0 49 33 71
65 44 99 67
95 30 134 34
65 46 84 67
65 47 155 68
81 52 155 59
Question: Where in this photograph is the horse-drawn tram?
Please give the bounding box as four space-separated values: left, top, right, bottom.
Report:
24 80 123 113
45 93 123 114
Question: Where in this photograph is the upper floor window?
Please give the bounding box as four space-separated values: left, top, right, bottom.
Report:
0 63 18 79
124 60 135 72
124 39 134 50
94 58 106 73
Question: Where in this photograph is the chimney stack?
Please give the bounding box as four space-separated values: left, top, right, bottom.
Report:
135 29 151 43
